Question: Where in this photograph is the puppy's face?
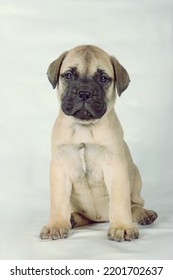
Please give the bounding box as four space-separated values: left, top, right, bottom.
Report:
47 45 130 123
60 49 113 121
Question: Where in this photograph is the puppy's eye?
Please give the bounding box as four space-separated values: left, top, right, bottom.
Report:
64 72 73 80
100 75 109 84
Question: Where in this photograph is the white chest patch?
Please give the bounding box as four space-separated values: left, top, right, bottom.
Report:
79 143 86 173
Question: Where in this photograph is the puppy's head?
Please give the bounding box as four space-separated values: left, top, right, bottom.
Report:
47 45 130 123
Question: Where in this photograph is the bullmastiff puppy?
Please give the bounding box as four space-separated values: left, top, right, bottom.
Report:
40 45 157 241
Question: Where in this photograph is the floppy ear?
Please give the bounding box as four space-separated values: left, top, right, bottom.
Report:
47 51 68 89
110 56 130 96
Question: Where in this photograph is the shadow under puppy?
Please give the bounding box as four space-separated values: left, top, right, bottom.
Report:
40 45 157 241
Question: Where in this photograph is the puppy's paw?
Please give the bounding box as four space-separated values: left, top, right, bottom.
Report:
132 206 158 225
107 225 139 242
138 210 158 225
40 224 70 240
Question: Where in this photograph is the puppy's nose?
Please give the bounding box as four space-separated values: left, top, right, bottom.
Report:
77 90 92 101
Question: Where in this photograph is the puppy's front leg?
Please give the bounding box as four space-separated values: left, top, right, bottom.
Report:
40 158 72 240
104 158 139 242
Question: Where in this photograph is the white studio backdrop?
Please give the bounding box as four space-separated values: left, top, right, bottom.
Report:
0 0 173 259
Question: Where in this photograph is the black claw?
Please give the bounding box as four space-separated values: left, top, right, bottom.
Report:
63 233 68 239
70 215 77 228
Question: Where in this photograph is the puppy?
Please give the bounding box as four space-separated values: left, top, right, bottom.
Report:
40 45 157 241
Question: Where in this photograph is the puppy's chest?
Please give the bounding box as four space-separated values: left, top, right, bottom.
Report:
59 142 107 185
76 143 104 181
58 141 111 183
78 143 88 174
70 143 109 221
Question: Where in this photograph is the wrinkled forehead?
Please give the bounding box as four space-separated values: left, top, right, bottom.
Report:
60 47 113 77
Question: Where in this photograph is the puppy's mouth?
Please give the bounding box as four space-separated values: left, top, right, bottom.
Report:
73 109 93 120
62 101 106 121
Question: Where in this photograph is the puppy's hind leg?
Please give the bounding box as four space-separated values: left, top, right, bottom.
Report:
131 166 158 225
70 212 93 228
